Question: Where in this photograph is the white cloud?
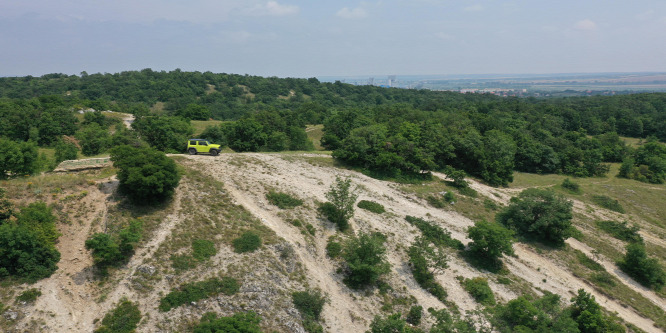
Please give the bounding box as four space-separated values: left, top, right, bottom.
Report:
634 10 655 21
574 19 597 31
337 7 368 19
435 32 455 41
245 1 299 16
463 4 484 12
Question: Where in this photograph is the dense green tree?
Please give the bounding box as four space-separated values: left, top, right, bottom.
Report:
132 116 193 153
0 224 60 281
110 145 181 203
0 138 38 179
54 139 79 163
226 118 267 152
497 188 574 245
77 123 109 156
618 242 665 290
341 232 391 289
320 176 358 231
570 289 624 333
175 103 211 120
467 220 514 261
16 202 60 246
480 130 516 186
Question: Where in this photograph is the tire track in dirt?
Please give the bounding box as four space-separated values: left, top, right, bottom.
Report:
433 172 661 331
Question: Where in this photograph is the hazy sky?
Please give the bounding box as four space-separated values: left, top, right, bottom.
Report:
1 0 665 77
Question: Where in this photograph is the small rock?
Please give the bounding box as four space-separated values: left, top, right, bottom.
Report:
4 310 19 321
136 265 156 276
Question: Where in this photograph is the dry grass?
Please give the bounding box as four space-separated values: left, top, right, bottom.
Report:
191 120 226 137
306 124 325 151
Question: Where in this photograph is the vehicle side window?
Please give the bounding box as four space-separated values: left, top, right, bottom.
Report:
189 141 196 145
199 141 207 146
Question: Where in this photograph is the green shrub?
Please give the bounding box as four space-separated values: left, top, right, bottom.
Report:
341 232 391 289
193 311 261 333
561 178 581 193
368 313 410 333
574 250 604 271
0 138 38 179
483 199 499 211
320 176 358 231
591 195 625 213
85 220 143 273
497 188 573 246
16 288 41 303
192 239 217 261
467 220 514 261
326 239 342 258
590 272 616 287
292 289 327 320
85 233 122 269
232 232 262 253
159 277 239 312
94 299 141 333
16 201 60 246
357 200 385 214
406 305 423 325
595 220 642 243
618 242 665 290
460 277 495 305
426 195 446 208
456 186 478 198
318 202 348 231
0 224 60 281
407 239 448 302
443 191 456 203
110 145 181 204
170 254 195 271
570 289 625 333
405 216 464 250
305 224 316 236
266 191 303 209
54 139 79 163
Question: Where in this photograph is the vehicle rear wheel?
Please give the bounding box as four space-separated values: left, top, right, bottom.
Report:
210 149 219 156
188 148 197 155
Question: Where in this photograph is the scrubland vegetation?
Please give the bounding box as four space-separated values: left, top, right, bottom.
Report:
0 70 665 332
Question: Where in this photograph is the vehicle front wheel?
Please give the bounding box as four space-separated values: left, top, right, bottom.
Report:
188 148 197 155
210 149 219 156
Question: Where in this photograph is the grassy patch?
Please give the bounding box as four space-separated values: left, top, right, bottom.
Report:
232 231 262 253
306 124 325 151
191 120 224 136
94 298 141 333
15 289 41 303
159 277 239 312
561 178 582 194
591 195 625 213
458 276 495 306
357 200 385 214
405 216 464 250
266 191 303 209
595 220 642 243
574 249 604 271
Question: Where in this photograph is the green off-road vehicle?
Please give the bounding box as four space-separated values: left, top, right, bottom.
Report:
187 139 221 156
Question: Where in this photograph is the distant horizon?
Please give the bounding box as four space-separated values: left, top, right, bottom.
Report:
2 69 666 80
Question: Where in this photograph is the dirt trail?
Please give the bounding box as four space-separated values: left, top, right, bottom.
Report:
26 185 109 332
506 245 658 331
185 153 658 332
568 239 666 309
432 172 662 332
